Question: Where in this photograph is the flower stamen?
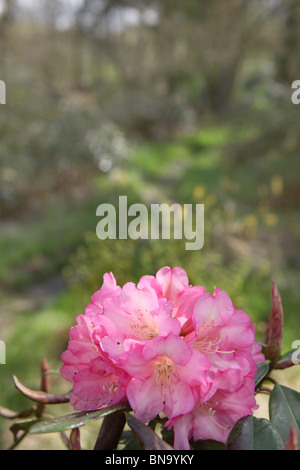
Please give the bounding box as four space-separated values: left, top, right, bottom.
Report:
199 403 231 431
130 309 158 340
154 360 173 404
193 335 236 354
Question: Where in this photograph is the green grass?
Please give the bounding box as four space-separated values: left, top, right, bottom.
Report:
0 197 102 291
129 140 189 179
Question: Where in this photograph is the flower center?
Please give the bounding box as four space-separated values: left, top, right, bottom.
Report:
130 308 158 340
193 332 237 355
154 359 174 404
102 379 120 403
197 402 232 431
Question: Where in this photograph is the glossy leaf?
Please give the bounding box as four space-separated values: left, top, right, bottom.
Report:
161 425 174 447
277 350 295 363
28 402 130 434
126 413 173 450
227 416 284 450
273 350 299 370
269 384 300 444
118 430 143 450
192 439 227 450
254 362 270 388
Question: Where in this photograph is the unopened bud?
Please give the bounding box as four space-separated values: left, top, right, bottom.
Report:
265 280 284 363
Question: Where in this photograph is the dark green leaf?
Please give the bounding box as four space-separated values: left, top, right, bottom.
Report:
254 362 270 388
161 425 174 447
126 413 173 450
272 350 300 370
118 430 143 450
278 350 295 363
28 402 130 434
191 439 227 450
227 416 284 450
269 384 300 444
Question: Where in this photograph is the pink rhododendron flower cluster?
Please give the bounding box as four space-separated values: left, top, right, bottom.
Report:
60 267 264 449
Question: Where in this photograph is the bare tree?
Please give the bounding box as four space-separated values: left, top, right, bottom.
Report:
276 0 300 84
0 0 15 79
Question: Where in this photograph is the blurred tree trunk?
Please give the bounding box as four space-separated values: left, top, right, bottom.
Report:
276 0 300 84
71 21 84 87
196 0 260 112
158 0 267 113
0 0 15 80
203 57 241 112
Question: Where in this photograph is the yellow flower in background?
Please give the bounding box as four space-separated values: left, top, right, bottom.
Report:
270 174 283 197
110 168 130 186
193 185 206 200
263 212 278 227
244 214 258 237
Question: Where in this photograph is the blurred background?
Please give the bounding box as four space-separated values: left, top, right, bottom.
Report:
0 0 299 449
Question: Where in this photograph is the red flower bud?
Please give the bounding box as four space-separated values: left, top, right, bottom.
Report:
285 426 298 451
70 428 81 451
265 280 284 363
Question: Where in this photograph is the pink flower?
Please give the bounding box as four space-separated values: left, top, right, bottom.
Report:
168 377 258 450
118 333 210 422
61 272 182 411
60 266 264 448
138 266 206 325
70 358 129 411
95 282 182 361
60 314 101 383
182 288 264 379
85 272 121 317
61 273 126 410
138 266 190 303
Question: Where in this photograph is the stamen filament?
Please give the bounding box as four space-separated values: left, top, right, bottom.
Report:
208 413 231 431
193 334 236 354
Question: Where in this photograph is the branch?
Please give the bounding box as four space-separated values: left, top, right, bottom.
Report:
13 375 71 404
